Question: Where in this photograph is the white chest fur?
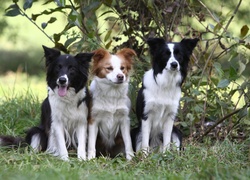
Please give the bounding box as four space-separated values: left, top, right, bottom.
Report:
49 87 88 124
143 69 181 130
90 77 131 145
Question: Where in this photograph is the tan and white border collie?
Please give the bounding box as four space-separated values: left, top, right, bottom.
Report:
88 48 136 160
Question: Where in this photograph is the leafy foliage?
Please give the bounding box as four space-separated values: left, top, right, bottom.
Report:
4 0 250 141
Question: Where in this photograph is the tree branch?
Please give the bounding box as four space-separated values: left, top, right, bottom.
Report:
196 103 250 142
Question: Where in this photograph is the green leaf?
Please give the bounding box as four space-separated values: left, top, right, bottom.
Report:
68 10 79 23
53 33 61 42
104 30 112 42
229 66 238 80
237 60 246 76
64 37 78 48
240 25 249 38
82 2 101 14
104 16 118 21
5 4 21 17
103 0 113 6
41 22 47 29
238 107 248 119
213 62 223 77
105 40 112 49
55 0 65 7
186 113 195 122
32 13 39 21
214 22 223 33
217 79 230 88
43 0 54 5
48 17 57 24
23 0 33 10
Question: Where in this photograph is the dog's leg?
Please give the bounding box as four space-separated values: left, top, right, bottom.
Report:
162 117 174 152
141 119 151 155
30 134 41 152
53 122 69 161
120 118 134 160
76 124 87 160
88 122 98 160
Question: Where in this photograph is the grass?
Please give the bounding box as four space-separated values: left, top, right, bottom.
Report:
0 74 250 180
0 72 47 101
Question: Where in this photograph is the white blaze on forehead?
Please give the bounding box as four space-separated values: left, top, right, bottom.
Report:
105 54 126 83
167 43 175 57
166 43 180 71
110 55 122 68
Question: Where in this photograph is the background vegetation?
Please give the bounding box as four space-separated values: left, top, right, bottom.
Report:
0 0 250 179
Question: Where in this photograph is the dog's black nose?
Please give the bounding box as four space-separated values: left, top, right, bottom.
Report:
58 77 67 85
117 74 124 81
170 62 178 69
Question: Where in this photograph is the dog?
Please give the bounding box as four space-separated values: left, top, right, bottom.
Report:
87 48 136 160
132 37 199 153
0 46 94 161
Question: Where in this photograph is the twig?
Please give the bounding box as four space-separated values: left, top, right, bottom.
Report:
196 103 250 142
17 4 55 44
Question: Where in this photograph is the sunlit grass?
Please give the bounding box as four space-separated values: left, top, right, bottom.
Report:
0 72 47 101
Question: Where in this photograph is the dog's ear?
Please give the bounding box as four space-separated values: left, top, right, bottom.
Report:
147 38 166 56
92 49 110 63
42 45 61 67
116 48 136 64
75 52 94 63
180 38 199 56
75 52 94 76
75 52 94 68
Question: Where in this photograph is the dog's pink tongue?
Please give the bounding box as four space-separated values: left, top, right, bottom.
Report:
58 86 67 97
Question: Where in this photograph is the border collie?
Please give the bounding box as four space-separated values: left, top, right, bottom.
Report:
132 37 199 153
0 46 93 161
88 48 136 160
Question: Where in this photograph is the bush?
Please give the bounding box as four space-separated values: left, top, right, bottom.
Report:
4 0 250 141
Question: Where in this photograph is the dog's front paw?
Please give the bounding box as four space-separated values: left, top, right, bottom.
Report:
87 151 96 160
126 151 134 160
141 147 150 157
77 154 86 161
60 155 69 161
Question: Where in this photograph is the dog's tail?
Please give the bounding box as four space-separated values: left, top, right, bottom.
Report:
0 126 48 152
171 126 183 150
0 135 26 148
25 126 48 152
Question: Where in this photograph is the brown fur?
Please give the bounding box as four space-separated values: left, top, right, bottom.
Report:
91 48 136 79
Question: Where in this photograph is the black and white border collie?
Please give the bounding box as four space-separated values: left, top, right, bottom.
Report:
0 46 94 161
132 38 199 154
87 48 136 160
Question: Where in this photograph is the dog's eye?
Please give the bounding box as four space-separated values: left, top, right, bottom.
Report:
68 65 75 71
165 50 171 56
57 64 62 69
174 50 179 55
120 66 125 70
106 67 113 71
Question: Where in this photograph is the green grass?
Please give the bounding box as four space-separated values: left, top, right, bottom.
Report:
0 72 47 101
0 140 249 180
0 74 250 180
